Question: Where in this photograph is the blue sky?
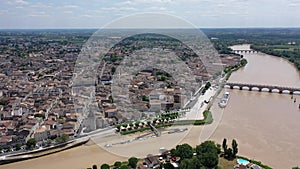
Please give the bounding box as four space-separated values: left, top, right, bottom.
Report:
0 0 300 29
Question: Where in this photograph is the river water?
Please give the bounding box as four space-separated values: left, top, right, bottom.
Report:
1 44 300 169
210 44 300 169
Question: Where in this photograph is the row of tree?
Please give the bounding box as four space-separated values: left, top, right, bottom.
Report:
88 157 138 169
115 112 181 132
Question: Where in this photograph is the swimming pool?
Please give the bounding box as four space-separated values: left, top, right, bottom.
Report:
237 158 250 165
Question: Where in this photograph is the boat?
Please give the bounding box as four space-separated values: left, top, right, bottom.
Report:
219 92 230 108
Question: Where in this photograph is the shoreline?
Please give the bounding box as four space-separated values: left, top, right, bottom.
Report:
0 137 89 165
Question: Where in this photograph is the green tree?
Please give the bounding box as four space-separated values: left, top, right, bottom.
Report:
224 148 233 160
15 143 21 151
56 134 69 143
175 144 193 160
114 161 122 168
292 167 300 169
196 141 219 168
129 123 134 128
120 165 128 169
116 125 121 131
222 138 227 152
135 121 140 128
128 157 138 168
170 148 176 155
101 164 110 169
199 152 218 168
190 156 202 169
164 162 175 169
196 141 218 155
179 159 189 169
26 138 36 149
240 59 248 66
92 164 98 169
232 139 238 157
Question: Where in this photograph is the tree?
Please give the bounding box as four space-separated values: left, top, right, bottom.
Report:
15 143 21 151
128 157 138 168
135 121 140 128
114 161 122 168
232 139 238 157
26 138 36 149
120 165 128 169
196 141 218 155
164 162 175 169
170 148 176 155
179 159 189 169
190 156 202 169
179 158 202 169
101 164 110 169
199 152 218 168
56 134 69 143
129 123 134 129
196 141 219 168
175 144 193 160
116 125 121 132
222 138 227 152
224 148 233 160
240 59 248 66
92 164 98 169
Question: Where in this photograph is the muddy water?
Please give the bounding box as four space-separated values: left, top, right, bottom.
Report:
210 44 300 168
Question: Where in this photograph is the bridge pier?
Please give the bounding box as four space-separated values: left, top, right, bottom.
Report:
239 86 243 90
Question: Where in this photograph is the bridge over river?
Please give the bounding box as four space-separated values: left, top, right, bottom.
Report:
232 49 258 54
225 82 300 94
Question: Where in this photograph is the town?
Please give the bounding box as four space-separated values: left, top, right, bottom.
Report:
0 30 240 153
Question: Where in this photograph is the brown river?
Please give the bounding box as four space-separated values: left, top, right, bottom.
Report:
1 44 299 169
210 44 300 168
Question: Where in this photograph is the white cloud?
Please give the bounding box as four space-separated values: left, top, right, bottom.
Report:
63 5 80 9
7 0 29 5
117 0 173 6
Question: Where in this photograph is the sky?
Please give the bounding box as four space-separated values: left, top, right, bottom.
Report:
0 0 300 29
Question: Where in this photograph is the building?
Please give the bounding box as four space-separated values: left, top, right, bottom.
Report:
34 125 50 142
104 108 117 118
144 154 160 169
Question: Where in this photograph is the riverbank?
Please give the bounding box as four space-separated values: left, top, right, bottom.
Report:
0 137 89 165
